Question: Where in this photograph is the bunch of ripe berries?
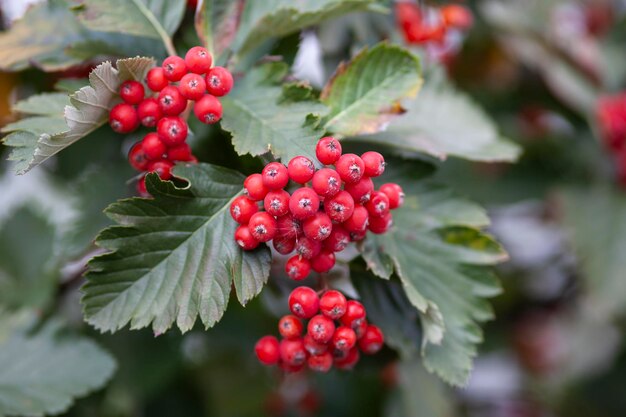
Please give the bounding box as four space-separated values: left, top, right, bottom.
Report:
230 136 405 281
255 287 384 372
107 46 234 194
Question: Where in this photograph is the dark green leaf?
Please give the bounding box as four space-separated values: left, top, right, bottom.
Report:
194 0 244 59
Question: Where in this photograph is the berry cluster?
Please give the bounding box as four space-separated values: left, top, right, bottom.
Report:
108 46 234 194
230 136 404 280
255 287 384 372
596 92 626 186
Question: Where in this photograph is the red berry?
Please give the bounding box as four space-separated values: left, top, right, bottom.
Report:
158 86 187 116
278 315 303 339
335 153 364 184
119 80 145 104
289 287 320 319
146 67 168 92
350 230 367 242
109 103 139 133
206 66 234 96
303 333 328 355
289 188 320 220
344 176 374 204
323 226 351 252
273 235 296 255
128 142 149 171
234 225 259 250
354 318 368 339
319 290 346 319
184 46 212 74
312 168 341 197
166 142 193 161
307 314 335 344
365 191 390 217
263 189 290 217
179 73 207 101
380 183 405 209
141 132 167 160
316 136 342 165
194 94 223 124
441 4 473 30
137 98 162 127
332 326 357 351
287 156 316 183
343 205 369 233
361 151 385 177
255 335 280 365
243 173 269 201
162 55 187 81
157 116 188 146
358 325 384 354
307 352 333 372
368 212 393 234
340 300 366 328
248 211 277 242
324 191 355 223
303 212 333 241
276 214 302 239
148 160 174 180
261 162 289 190
295 236 322 260
279 338 307 366
136 175 149 197
334 347 360 370
285 255 311 280
230 195 259 224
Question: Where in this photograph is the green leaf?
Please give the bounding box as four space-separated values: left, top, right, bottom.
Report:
194 0 244 59
232 0 377 56
351 68 521 162
220 63 328 162
3 57 155 175
82 163 272 334
320 43 423 136
0 313 116 417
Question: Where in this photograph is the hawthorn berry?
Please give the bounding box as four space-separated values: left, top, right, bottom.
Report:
365 191 390 217
316 136 342 165
157 117 188 146
332 326 357 351
255 335 280 365
137 98 162 127
276 214 302 239
308 314 335 344
206 66 234 96
141 133 167 160
344 176 374 204
234 225 260 250
380 183 405 209
323 226 351 252
279 338 307 366
295 236 322 260
146 67 169 91
184 46 212 74
307 352 333 373
287 156 316 184
319 290 347 319
194 94 223 124
243 173 269 201
109 103 139 133
128 142 149 171
303 334 328 355
148 160 174 180
335 153 364 184
179 73 207 101
285 255 311 280
230 195 259 224
358 325 384 354
278 315 303 340
158 86 187 116
312 168 341 197
343 205 369 233
324 191 355 223
334 347 360 370
340 300 366 328
303 212 333 241
264 189 290 217
273 235 296 255
368 212 393 234
248 211 277 242
120 80 145 105
289 188 320 220
162 55 187 81
289 286 320 319
361 151 386 177
261 162 289 190
166 143 193 161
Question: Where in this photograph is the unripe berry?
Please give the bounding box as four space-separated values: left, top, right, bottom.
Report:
319 290 347 319
234 225 259 250
289 286 320 319
141 132 167 160
340 300 366 328
289 188 320 220
137 98 162 127
285 255 311 280
368 212 393 234
179 73 207 100
295 236 322 260
166 142 193 161
184 46 212 74
120 80 145 104
128 142 149 171
344 176 374 204
361 151 386 177
316 136 342 165
324 191 355 223
109 103 139 133
365 191 390 217
278 315 303 340
148 160 174 180
255 335 280 365
273 235 296 255
206 66 234 96
312 168 341 197
243 173 269 201
157 116 188 146
323 226 351 252
287 156 315 184
146 67 168 92
162 55 187 81
343 205 369 233
379 183 405 209
307 314 335 344
307 352 333 373
335 153 364 184
332 326 357 351
303 212 333 241
261 162 289 190
194 94 223 124
358 325 384 354
276 214 302 239
248 211 277 242
230 195 259 224
264 189 290 217
279 338 307 366
303 334 328 355
334 347 360 370
158 85 187 116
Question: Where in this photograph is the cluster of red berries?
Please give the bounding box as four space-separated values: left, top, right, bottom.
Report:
107 46 234 194
596 92 626 186
255 287 384 372
229 136 404 280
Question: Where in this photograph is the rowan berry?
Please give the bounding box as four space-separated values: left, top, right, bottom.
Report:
358 325 384 354
354 318 368 339
243 173 269 201
234 225 259 250
162 55 187 81
303 212 333 241
141 132 167 160
323 226 351 252
312 168 341 197
206 66 234 96
128 142 149 171
340 300 366 328
334 347 360 370
303 334 328 355
148 160 174 180
194 94 222 124
295 236 322 260
273 235 296 255
316 136 342 165
261 162 289 190
248 212 277 242
289 286 320 319
344 176 374 204
319 290 347 319
365 191 390 217
279 338 307 366
146 67 168 91
278 315 303 340
287 156 316 184
157 116 188 146
289 188 320 220
137 98 162 127
311 250 335 273
350 230 367 242
179 73 207 101
335 153 364 184
285 255 311 280
307 352 333 373
361 151 386 177
264 189 290 217
307 314 335 344
166 142 193 161
276 214 302 239
255 335 280 365
368 212 393 234
109 103 139 133
158 85 187 116
184 46 212 74
119 80 145 104
323 191 355 223
332 326 357 351
136 175 148 196
230 195 259 224
343 205 369 233
380 183 405 209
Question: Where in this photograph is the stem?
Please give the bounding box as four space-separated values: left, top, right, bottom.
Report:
132 0 178 56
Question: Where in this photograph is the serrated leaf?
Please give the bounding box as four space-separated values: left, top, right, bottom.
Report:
320 43 422 136
0 313 116 417
194 0 244 59
352 67 521 162
220 63 328 162
82 163 272 335
2 57 154 175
